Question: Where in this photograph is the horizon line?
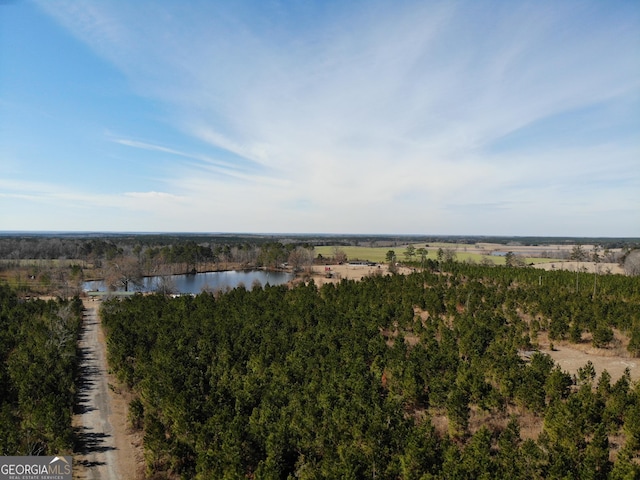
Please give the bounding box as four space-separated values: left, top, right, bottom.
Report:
0 231 638 241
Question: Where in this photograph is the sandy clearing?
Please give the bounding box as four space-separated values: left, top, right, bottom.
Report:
543 345 639 383
304 263 414 287
534 330 639 383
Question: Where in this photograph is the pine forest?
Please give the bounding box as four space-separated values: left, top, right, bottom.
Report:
94 263 640 479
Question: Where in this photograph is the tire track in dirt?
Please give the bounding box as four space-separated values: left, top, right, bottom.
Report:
73 301 141 479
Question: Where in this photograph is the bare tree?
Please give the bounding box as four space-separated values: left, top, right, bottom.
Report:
570 245 587 293
624 249 640 276
332 247 347 264
288 247 313 272
106 256 143 292
571 244 587 265
592 245 601 297
442 247 457 263
155 275 176 295
480 257 494 267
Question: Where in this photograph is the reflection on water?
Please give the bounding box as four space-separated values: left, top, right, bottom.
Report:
83 270 293 294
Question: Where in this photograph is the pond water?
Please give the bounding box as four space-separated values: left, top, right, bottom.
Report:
83 270 294 294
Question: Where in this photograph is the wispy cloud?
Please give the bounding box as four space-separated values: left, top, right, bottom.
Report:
27 0 640 234
113 137 247 172
0 178 184 212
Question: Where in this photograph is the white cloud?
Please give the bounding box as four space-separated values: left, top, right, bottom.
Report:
124 191 183 200
28 0 640 234
0 177 187 214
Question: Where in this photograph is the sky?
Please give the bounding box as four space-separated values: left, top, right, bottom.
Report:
0 0 638 236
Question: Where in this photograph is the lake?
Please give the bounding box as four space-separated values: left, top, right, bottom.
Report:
83 270 294 294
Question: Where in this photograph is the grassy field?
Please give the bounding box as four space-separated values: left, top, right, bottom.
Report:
313 244 556 266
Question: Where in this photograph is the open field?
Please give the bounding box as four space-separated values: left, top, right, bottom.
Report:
302 263 413 286
314 245 416 263
313 243 596 266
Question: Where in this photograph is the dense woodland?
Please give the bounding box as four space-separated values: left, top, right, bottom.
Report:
0 236 304 269
0 285 83 455
0 234 636 262
1 234 636 268
2 234 638 297
0 235 318 296
101 263 640 479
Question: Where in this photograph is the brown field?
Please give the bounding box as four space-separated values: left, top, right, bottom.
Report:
302 263 414 287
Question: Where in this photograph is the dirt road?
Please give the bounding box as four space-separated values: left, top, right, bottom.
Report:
73 302 140 479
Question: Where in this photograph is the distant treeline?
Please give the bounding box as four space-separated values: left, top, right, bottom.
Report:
102 263 640 479
0 234 299 261
0 234 637 260
0 236 316 271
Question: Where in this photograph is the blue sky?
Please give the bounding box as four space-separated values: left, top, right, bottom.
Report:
1 0 638 236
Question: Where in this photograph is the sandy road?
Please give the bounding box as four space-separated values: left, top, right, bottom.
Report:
73 301 139 479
